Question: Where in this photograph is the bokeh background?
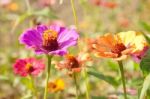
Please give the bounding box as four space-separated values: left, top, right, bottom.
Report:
0 0 150 99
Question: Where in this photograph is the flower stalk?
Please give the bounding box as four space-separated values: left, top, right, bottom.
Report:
73 73 80 99
118 61 127 99
28 75 38 99
83 68 90 99
44 55 53 99
70 0 78 28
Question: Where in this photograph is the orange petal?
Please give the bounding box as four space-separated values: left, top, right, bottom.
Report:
95 52 118 58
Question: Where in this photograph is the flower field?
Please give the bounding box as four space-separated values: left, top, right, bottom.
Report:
1 0 150 99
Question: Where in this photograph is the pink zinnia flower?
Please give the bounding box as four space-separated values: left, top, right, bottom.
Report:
19 25 79 56
13 58 45 77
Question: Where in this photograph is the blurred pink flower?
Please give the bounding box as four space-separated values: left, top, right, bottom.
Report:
38 0 56 7
49 20 65 27
13 58 45 77
0 0 11 6
127 88 137 95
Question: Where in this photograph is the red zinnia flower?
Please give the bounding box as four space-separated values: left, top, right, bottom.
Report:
13 58 45 77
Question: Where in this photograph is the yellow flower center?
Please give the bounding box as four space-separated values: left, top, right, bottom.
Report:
43 30 58 40
42 29 59 51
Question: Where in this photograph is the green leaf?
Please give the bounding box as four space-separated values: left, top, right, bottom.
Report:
139 21 150 32
11 12 31 32
88 71 119 87
142 33 150 44
92 96 107 99
107 60 118 71
140 73 150 99
21 92 32 99
33 8 58 19
140 49 150 76
0 75 9 80
21 77 32 90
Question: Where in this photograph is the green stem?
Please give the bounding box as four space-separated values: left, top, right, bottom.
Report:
25 0 33 27
44 55 53 99
83 68 90 99
73 73 80 99
70 0 78 28
118 61 127 99
55 91 60 99
28 75 38 99
70 0 82 52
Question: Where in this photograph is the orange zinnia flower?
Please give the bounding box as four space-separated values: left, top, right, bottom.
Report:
92 31 147 61
55 53 91 74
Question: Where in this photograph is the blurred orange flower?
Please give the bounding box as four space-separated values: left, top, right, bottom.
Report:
86 38 97 52
90 0 117 9
0 0 18 12
56 53 91 74
7 2 18 11
92 31 147 61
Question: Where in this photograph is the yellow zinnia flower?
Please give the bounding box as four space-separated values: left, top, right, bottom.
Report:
48 79 65 93
117 31 147 53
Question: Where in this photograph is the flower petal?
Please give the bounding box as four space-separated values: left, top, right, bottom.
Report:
48 49 67 56
49 25 61 33
59 38 77 49
36 25 48 35
35 48 46 54
57 28 79 44
19 29 42 48
13 59 28 77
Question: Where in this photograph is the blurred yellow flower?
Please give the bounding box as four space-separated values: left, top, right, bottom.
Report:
48 79 65 93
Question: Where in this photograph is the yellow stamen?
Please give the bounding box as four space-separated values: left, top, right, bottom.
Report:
43 29 58 40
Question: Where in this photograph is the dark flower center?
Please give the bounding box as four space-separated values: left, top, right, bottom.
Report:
111 43 126 56
25 63 34 73
52 84 57 89
42 29 59 51
66 55 80 70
